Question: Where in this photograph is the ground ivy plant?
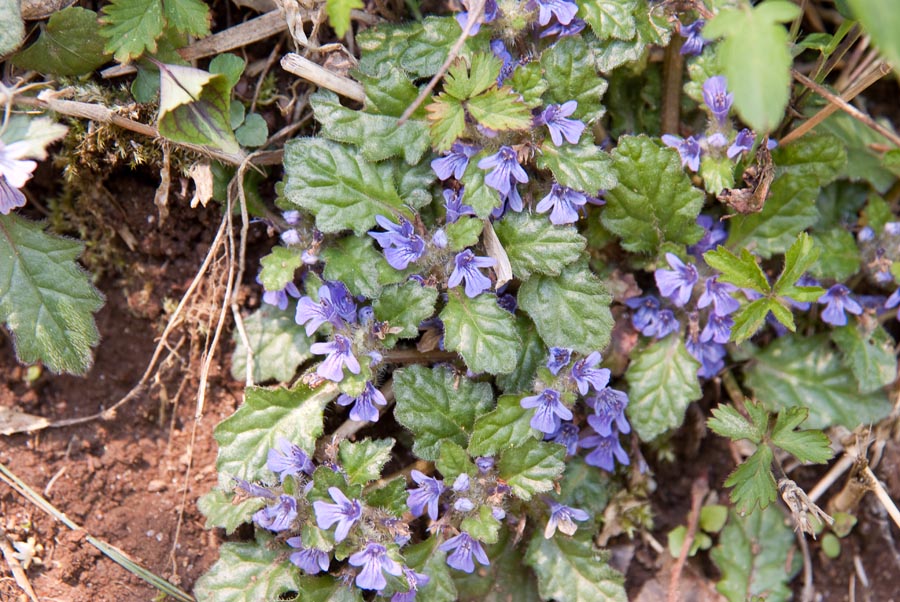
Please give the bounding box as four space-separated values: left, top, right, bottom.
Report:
3 0 900 600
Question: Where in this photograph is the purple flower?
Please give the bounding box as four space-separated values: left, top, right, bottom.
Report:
540 101 585 146
283 210 301 225
498 293 517 313
707 133 728 149
295 286 344 336
313 487 363 542
530 0 578 26
287 538 330 574
540 18 586 38
728 128 754 159
478 146 528 197
234 478 275 499
452 473 470 492
392 568 430 602
818 284 863 326
310 335 361 382
521 388 573 434
448 250 496 298
569 351 611 395
581 433 629 472
261 280 301 312
349 542 402 590
337 381 388 423
443 188 476 224
454 497 475 512
0 177 27 214
253 494 297 532
547 422 579 455
475 457 494 473
267 437 315 481
680 20 707 56
586 388 631 436
0 140 37 215
645 308 680 339
325 281 357 322
491 39 516 85
624 295 661 334
700 313 734 344
433 143 480 181
407 470 445 520
369 215 426 270
686 337 726 379
698 276 739 316
702 76 733 127
546 347 572 375
688 215 728 257
439 532 490 573
885 288 899 309
456 0 498 35
544 500 589 538
655 253 699 307
536 183 587 225
281 229 301 246
491 185 524 219
662 134 702 171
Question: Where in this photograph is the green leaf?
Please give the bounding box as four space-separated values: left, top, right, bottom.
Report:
296 576 363 602
711 508 797 602
405 539 457 602
0 214 104 375
509 62 548 108
326 0 363 37
773 134 847 184
453 529 541 602
726 175 819 258
373 282 438 345
11 7 110 76
235 113 268 148
444 218 483 251
518 262 613 355
602 135 704 253
0 0 23 56
724 445 776 514
540 36 607 123
194 539 301 602
847 0 900 78
436 440 474 479
312 91 430 164
700 155 735 195
393 365 494 460
197 489 264 535
157 64 240 154
461 505 502 544
730 297 780 343
283 138 425 234
426 95 466 153
440 290 521 375
498 439 566 500
626 336 701 441
443 54 501 100
364 476 408 516
770 407 833 464
467 88 533 131
357 66 421 117
214 384 336 484
493 212 586 280
745 334 892 430
707 404 763 443
579 0 638 41
163 0 210 37
819 112 897 193
100 0 164 62
468 395 539 457
556 456 612 518
460 157 501 218
258 246 303 292
773 232 820 294
209 53 245 89
339 438 394 487
536 140 617 193
701 505 729 534
831 325 898 394
703 246 770 292
496 316 545 394
525 531 626 602
704 2 801 132
231 304 312 384
593 3 672 72
810 229 860 281
321 235 401 298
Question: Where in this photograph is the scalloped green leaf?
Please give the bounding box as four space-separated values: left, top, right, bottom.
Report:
460 156 502 218
496 316 545 394
339 438 394 486
579 0 638 41
467 87 533 132
536 140 617 194
326 0 363 37
468 395 539 457
0 214 104 375
493 212 586 280
540 36 607 123
498 438 565 500
231 304 312 384
626 336 701 441
373 281 438 346
440 289 521 375
194 539 301 602
197 489 265 535
830 325 897 394
321 235 403 298
393 365 494 461
525 531 626 602
258 246 303 292
99 0 164 62
163 0 209 37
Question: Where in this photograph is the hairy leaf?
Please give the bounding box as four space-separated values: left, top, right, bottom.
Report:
460 157 502 218
194 539 301 602
163 0 210 37
773 232 820 294
810 228 860 281
730 297 780 344
496 316 545 394
468 395 539 457
536 140 617 194
0 0 23 55
602 135 704 253
440 290 521 375
405 539 457 602
443 53 501 100
540 36 607 123
467 87 533 131
393 365 494 460
493 212 586 280
197 489 264 535
364 476 408 516
770 407 833 464
99 0 164 62
498 438 566 500
704 246 770 293
579 0 638 41
321 235 403 298
0 214 104 375
518 262 613 355
453 529 541 602
626 336 701 441
831 325 898 394
373 282 438 346
231 304 312 384
258 246 303 292
707 404 764 443
525 531 627 602
339 438 394 486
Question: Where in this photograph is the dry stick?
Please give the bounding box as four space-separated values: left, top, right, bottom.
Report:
790 69 900 148
795 525 815 602
0 529 38 602
660 34 684 136
397 0 486 124
808 453 855 503
280 53 365 102
780 62 891 146
229 154 259 387
667 474 708 602
861 465 900 530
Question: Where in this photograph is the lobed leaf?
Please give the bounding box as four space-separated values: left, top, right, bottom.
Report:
703 246 770 293
579 0 638 41
770 408 833 464
723 445 776 514
339 438 394 487
540 36 607 123
99 0 164 63
197 489 264 535
707 404 763 444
